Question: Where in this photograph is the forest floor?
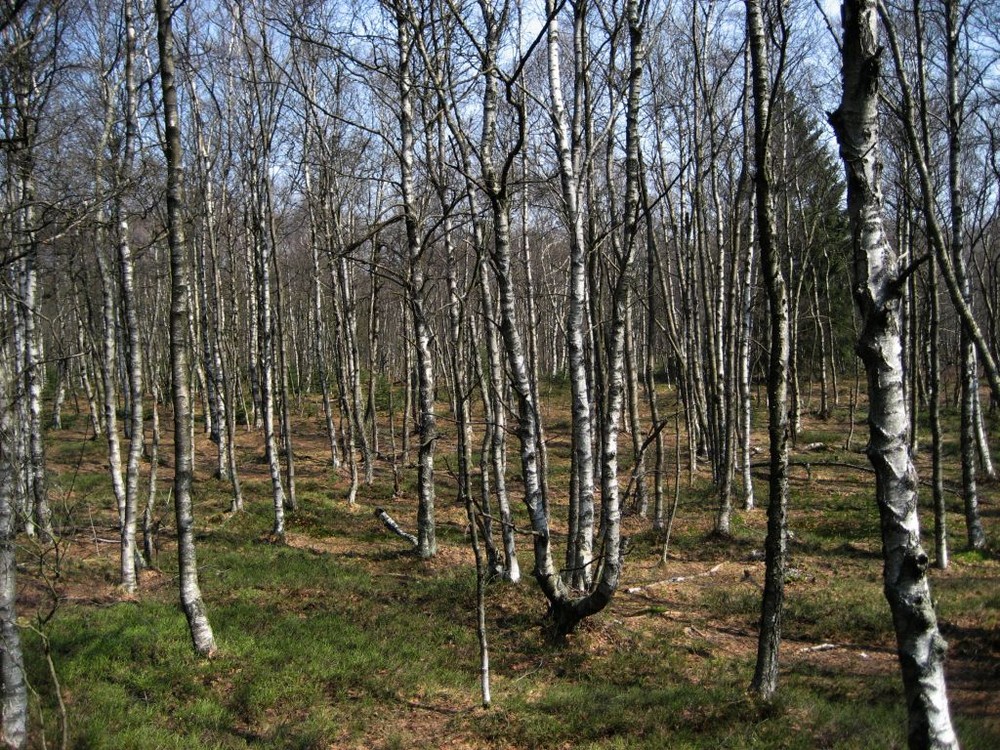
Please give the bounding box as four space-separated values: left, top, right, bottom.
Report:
18 382 1000 749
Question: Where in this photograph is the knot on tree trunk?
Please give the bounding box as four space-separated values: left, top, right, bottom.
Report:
902 546 929 582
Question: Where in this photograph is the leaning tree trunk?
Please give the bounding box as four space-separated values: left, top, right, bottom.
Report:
831 2 957 746
156 0 217 657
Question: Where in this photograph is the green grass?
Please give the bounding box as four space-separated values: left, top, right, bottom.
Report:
18 386 1000 749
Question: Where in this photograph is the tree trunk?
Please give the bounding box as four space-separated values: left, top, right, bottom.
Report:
746 0 790 702
96 236 127 529
0 360 28 749
546 0 595 591
118 216 143 592
928 257 947 569
392 3 435 558
156 0 217 656
250 168 287 536
831 2 957 744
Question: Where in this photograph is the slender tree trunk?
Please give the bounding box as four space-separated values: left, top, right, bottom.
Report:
272 247 298 512
118 218 143 591
96 231 127 528
19 209 51 540
336 255 374 484
254 178 287 537
746 0 790 702
640 163 666 526
305 163 340 472
812 267 830 420
116 1 143 585
546 0 594 591
392 3 435 557
740 189 757 512
972 379 994 479
480 259 518 581
156 0 217 656
366 249 382 460
831 2 957 744
943 0 984 551
143 384 161 565
928 257 947 569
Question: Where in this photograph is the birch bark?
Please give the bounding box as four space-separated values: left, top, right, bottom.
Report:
831 2 957 744
0 361 27 748
545 0 595 591
156 0 217 656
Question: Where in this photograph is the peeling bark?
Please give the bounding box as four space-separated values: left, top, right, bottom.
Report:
831 2 956 745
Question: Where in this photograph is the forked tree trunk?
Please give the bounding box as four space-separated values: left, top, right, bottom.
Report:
831 2 956 745
546 0 595 590
155 0 217 657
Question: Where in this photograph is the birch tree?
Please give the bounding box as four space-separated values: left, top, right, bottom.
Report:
830 1 957 744
233 1 290 537
1 0 58 543
745 0 791 701
382 0 437 557
155 0 217 656
0 358 26 748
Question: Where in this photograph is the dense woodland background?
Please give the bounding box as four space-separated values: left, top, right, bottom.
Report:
1 0 999 747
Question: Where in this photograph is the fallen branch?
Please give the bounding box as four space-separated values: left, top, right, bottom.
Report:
625 563 723 594
749 460 962 495
374 508 418 549
798 642 838 653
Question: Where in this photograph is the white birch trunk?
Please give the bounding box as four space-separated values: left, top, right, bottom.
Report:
96 236 128 528
546 0 594 591
392 3 435 557
831 2 957 744
19 207 51 540
118 0 143 590
118 219 143 592
156 0 217 656
336 256 374 484
0 358 27 749
305 162 340 472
